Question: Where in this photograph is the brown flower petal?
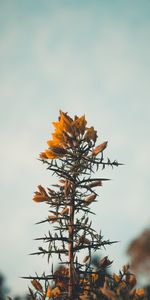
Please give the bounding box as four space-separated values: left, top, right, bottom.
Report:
99 256 113 268
31 279 43 293
84 194 97 205
84 127 97 142
92 141 108 156
39 152 48 159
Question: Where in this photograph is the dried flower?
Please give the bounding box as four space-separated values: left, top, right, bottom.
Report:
84 126 97 142
31 279 43 293
99 256 113 268
126 274 137 287
84 194 97 206
92 141 108 156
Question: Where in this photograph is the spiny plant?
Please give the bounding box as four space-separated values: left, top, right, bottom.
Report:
23 111 146 300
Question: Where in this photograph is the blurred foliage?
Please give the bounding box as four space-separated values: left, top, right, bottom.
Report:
127 228 150 276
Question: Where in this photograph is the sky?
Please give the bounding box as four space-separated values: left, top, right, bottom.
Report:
0 0 150 296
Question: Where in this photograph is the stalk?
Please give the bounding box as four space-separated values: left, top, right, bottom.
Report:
68 180 75 299
68 200 74 298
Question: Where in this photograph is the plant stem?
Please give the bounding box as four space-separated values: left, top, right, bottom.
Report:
68 186 75 299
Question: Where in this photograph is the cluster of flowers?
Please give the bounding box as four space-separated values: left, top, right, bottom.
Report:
39 111 107 160
30 263 145 299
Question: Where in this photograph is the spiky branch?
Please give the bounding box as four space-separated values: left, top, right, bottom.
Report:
25 111 124 300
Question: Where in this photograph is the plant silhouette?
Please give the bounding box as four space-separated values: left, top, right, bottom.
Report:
23 111 146 300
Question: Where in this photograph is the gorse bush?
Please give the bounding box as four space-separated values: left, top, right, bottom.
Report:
24 111 146 300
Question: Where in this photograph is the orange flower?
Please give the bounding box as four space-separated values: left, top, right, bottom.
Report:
45 147 67 159
136 288 145 297
46 285 53 298
39 152 48 159
52 130 65 144
52 287 61 297
33 185 49 203
40 111 96 159
53 111 73 135
45 149 60 159
60 111 73 133
91 273 99 282
72 115 87 135
47 139 61 147
92 141 108 156
113 273 120 282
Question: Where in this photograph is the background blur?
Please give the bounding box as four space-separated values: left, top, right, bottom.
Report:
0 0 150 297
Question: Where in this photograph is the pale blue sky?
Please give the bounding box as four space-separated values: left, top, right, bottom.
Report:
0 0 150 296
